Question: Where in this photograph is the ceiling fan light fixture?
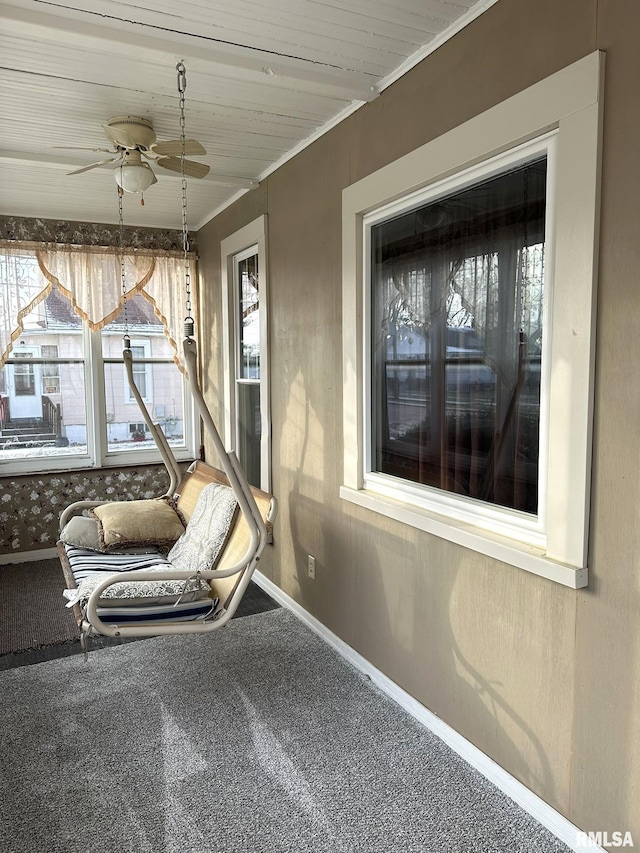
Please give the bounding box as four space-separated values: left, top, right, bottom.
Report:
114 161 156 193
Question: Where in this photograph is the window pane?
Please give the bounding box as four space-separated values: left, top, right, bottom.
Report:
128 345 148 400
103 361 186 452
13 356 35 395
41 345 60 393
238 254 260 380
371 158 546 514
0 360 86 460
0 289 86 461
102 293 183 453
237 381 261 488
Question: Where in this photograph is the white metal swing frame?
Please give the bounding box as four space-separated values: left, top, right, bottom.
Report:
56 59 276 640
59 337 276 640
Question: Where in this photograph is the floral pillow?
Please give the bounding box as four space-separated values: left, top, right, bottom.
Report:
168 483 239 573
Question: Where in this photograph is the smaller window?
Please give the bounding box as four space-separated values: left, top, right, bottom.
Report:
128 344 150 402
235 249 261 487
221 215 271 492
13 356 36 396
0 251 196 473
41 345 60 394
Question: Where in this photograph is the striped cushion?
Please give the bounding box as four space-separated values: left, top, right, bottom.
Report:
88 600 216 625
63 546 216 624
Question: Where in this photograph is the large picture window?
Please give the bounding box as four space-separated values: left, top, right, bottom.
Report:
370 156 547 516
341 52 603 588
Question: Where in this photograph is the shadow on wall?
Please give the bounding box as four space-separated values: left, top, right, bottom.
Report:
444 562 562 799
282 374 349 632
283 370 560 804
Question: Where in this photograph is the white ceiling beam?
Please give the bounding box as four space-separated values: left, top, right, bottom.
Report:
0 2 379 102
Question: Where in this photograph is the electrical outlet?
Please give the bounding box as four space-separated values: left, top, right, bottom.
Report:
307 554 316 579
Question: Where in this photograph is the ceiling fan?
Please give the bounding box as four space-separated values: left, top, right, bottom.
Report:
65 115 210 194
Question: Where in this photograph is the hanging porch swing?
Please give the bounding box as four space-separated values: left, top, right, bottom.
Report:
57 63 277 649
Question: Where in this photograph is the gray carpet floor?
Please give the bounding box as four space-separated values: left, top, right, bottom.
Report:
0 558 78 655
0 607 571 853
0 558 279 669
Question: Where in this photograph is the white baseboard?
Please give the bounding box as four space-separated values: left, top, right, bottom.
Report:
253 571 602 853
0 547 59 565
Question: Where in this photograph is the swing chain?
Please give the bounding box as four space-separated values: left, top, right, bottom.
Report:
177 61 194 339
118 184 130 348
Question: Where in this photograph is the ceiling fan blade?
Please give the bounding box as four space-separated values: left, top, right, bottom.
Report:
151 139 207 157
156 157 210 178
102 124 136 148
67 157 120 175
53 146 115 153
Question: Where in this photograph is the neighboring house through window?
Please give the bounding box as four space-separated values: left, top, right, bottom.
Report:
0 247 196 472
41 345 60 394
127 343 151 403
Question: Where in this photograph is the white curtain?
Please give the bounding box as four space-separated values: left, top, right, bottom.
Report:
0 242 196 372
375 238 543 396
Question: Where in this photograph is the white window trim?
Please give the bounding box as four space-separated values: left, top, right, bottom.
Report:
221 215 271 491
341 51 605 589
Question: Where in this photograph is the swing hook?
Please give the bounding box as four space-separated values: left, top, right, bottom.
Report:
176 61 187 92
184 316 195 339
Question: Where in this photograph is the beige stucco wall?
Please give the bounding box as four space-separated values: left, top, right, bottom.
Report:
197 0 639 837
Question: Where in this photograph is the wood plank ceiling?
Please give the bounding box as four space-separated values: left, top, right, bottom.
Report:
0 0 492 230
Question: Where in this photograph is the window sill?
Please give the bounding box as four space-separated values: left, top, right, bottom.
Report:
339 485 588 589
0 450 194 478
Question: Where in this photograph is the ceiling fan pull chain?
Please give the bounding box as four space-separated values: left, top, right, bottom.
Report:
177 60 194 340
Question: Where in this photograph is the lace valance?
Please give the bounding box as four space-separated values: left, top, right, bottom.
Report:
0 241 196 372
